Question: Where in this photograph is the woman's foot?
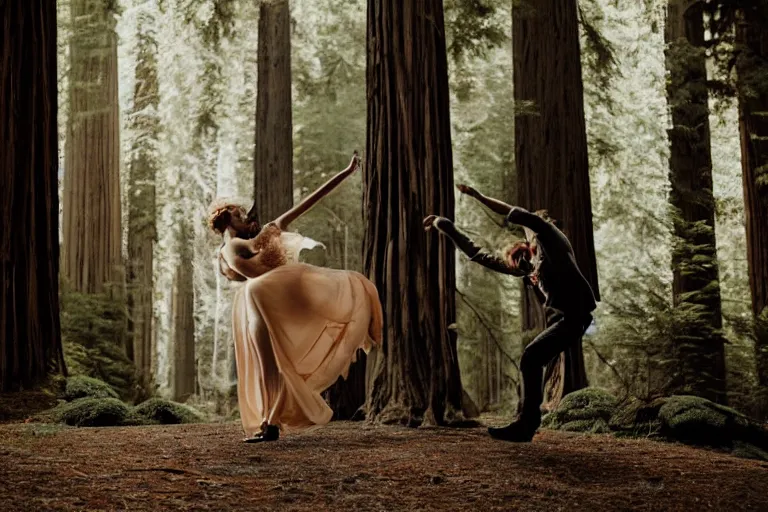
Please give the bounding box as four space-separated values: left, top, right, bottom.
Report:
243 424 280 443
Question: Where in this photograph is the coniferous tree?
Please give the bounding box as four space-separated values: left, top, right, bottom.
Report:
127 2 161 397
0 0 66 391
62 0 123 296
249 0 293 224
512 0 601 406
732 7 768 387
172 220 196 402
664 0 727 402
364 0 465 426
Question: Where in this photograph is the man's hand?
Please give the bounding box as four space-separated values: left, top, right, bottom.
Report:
523 273 539 288
423 215 440 231
347 151 361 173
456 184 478 198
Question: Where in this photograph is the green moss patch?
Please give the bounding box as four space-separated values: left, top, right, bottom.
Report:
609 397 666 438
45 398 130 427
132 398 204 425
63 376 119 401
544 388 618 434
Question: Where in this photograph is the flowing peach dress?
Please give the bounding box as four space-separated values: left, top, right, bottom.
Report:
219 223 383 434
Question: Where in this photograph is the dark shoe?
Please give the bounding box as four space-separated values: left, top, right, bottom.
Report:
488 418 540 442
244 424 280 443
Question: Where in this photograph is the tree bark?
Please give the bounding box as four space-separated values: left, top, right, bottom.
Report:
512 0 599 407
0 0 66 391
735 11 768 387
127 4 159 398
364 0 464 426
664 0 727 402
62 0 123 296
172 224 196 402
250 0 293 225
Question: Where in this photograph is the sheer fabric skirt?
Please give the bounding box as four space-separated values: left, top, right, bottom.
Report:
231 263 383 434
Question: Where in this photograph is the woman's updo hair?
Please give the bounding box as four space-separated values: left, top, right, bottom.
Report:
207 198 259 237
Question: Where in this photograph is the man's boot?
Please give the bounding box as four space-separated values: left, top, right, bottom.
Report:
487 412 541 442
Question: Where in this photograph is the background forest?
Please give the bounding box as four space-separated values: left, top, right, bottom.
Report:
34 0 767 421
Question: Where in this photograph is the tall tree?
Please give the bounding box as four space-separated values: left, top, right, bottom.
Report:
364 0 464 426
512 0 601 405
62 0 123 295
249 0 293 224
664 0 726 402
733 7 768 387
127 3 160 397
172 221 196 402
0 0 66 391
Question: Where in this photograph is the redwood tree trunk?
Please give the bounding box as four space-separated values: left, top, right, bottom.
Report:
127 5 159 398
735 12 768 387
512 0 599 406
664 0 727 402
250 0 293 224
172 226 196 402
0 0 66 391
363 0 464 426
62 0 123 295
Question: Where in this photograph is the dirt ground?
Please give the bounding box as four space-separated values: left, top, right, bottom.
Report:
1 419 767 511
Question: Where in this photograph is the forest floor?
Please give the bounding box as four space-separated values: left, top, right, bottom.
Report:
1 417 767 511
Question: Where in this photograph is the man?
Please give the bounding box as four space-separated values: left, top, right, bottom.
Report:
424 184 596 442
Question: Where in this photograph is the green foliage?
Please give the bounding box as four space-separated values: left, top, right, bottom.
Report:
544 388 618 434
444 0 507 64
45 398 130 427
578 0 620 96
60 289 135 399
63 376 119 401
705 1 768 101
132 398 205 425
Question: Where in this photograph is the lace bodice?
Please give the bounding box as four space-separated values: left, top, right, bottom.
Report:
219 223 325 281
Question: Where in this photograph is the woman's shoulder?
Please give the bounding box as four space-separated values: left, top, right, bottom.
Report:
254 223 282 246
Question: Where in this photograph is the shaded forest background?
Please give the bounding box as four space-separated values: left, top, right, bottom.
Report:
4 0 767 424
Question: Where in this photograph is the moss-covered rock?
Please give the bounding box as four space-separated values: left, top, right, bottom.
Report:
609 395 768 457
731 441 768 462
46 397 130 427
544 388 618 434
659 396 740 447
63 375 119 401
609 397 666 438
132 398 204 425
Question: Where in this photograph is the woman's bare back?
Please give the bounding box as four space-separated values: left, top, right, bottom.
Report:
220 223 287 280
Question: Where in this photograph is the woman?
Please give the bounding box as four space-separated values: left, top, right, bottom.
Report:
424 183 596 442
210 154 383 443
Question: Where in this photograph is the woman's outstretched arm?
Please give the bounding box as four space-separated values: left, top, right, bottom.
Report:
423 215 527 276
273 152 360 231
456 184 514 216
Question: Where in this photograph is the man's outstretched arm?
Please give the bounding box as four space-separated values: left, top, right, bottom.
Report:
424 215 526 276
504 206 572 254
456 184 515 216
